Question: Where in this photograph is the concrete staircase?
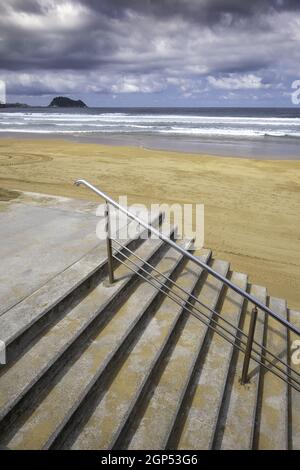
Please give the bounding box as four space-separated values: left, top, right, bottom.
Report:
0 212 299 450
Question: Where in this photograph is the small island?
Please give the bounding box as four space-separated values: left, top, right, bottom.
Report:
48 96 87 108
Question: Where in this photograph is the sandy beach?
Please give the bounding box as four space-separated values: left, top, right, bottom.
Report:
0 137 299 310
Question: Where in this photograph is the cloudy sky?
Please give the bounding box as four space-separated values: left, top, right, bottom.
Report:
1 0 300 106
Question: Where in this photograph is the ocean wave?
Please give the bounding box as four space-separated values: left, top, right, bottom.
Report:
1 110 300 139
1 127 300 139
157 127 300 138
2 112 300 126
0 128 104 134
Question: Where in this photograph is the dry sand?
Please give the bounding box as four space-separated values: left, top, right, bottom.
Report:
0 137 299 310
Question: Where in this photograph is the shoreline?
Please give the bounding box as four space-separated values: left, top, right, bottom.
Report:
0 131 300 160
0 137 299 310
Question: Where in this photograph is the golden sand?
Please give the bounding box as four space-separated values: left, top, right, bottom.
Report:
0 137 299 309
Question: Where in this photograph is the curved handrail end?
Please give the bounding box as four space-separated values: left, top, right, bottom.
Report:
74 179 85 187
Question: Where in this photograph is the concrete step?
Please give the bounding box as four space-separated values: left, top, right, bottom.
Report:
212 284 267 449
255 297 288 450
68 250 212 450
0 218 172 440
173 271 248 450
288 309 300 450
0 212 163 364
1 234 190 449
123 258 230 450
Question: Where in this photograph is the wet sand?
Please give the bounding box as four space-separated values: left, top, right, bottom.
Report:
0 137 299 309
1 131 300 160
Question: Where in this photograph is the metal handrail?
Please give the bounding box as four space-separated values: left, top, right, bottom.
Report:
112 238 300 382
74 178 300 337
112 246 300 392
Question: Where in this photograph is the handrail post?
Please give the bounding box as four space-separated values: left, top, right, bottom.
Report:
105 201 114 284
241 306 258 384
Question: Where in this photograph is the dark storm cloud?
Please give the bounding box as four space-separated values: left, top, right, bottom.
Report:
0 0 299 100
83 0 300 16
82 0 300 25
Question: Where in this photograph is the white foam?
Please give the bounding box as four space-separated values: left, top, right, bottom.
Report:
1 110 300 139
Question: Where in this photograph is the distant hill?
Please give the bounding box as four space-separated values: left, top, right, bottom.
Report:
0 102 30 108
48 96 87 108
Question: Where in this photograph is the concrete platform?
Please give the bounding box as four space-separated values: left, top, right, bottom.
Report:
0 191 103 316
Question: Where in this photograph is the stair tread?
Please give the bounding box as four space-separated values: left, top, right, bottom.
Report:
0 220 169 425
127 259 230 450
257 297 288 450
217 284 267 450
177 271 248 450
70 250 211 450
3 235 187 450
289 309 300 450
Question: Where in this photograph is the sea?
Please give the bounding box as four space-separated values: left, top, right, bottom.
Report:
1 107 300 159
